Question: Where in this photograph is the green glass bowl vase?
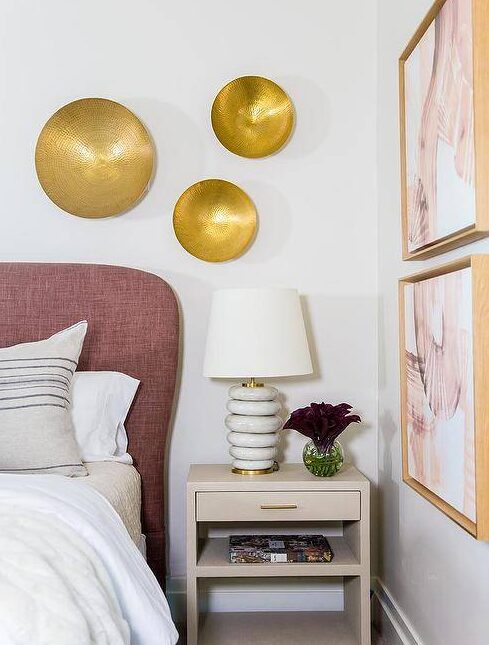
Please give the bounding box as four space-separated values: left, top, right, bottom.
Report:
302 440 344 477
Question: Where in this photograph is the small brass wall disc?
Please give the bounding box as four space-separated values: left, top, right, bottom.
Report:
35 98 154 218
173 179 257 262
211 76 294 158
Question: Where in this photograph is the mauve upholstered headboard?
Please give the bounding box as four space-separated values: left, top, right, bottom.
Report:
0 263 179 586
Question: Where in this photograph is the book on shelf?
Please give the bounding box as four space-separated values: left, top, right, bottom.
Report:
229 534 334 564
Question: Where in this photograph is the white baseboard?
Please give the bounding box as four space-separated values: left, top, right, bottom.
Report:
166 576 343 624
372 578 423 645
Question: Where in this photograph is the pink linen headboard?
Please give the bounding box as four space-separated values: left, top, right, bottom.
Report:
0 262 179 586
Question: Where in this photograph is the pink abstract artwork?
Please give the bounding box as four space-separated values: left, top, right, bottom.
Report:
404 267 475 521
404 0 475 253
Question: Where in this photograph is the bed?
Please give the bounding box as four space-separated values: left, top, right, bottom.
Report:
0 262 180 643
84 461 143 546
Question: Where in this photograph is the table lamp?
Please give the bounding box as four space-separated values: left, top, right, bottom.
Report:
203 288 313 474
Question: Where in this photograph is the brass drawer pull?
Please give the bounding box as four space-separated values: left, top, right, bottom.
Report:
260 503 298 510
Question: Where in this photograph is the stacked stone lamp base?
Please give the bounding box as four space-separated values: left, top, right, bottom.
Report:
225 384 283 474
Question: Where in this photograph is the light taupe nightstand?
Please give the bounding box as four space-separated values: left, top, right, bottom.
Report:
187 463 370 645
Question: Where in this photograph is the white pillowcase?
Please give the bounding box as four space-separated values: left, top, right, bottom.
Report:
71 371 140 464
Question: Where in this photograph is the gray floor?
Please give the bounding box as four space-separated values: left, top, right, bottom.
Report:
176 623 385 644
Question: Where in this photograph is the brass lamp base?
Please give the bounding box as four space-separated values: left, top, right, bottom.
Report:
241 377 264 388
232 462 279 476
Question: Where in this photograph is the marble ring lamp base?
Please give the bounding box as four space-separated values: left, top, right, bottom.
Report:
225 383 282 474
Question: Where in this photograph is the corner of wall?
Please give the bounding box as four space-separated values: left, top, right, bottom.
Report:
372 578 423 645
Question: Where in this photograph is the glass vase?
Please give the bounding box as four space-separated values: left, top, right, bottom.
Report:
302 440 344 477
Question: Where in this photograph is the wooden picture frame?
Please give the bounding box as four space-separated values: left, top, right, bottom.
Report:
399 255 489 538
399 0 489 260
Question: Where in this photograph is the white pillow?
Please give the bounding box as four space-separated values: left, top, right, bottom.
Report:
71 371 140 464
0 321 88 476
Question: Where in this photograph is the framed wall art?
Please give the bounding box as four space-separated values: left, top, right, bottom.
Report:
399 0 489 260
399 256 489 538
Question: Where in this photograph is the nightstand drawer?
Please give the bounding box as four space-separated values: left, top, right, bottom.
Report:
196 490 361 521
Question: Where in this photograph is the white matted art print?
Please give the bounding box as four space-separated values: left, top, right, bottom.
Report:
403 266 475 522
399 0 489 259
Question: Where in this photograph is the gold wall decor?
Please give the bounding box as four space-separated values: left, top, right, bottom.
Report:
173 179 256 262
211 76 294 158
35 98 154 218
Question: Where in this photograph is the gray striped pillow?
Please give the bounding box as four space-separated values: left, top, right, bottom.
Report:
0 321 88 476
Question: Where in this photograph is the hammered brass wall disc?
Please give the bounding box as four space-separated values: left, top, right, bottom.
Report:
211 76 294 158
173 179 256 262
35 98 154 218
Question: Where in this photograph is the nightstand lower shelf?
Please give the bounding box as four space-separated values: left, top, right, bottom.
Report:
196 536 360 576
199 611 359 645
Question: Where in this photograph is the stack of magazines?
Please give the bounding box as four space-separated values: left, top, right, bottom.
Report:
229 535 334 564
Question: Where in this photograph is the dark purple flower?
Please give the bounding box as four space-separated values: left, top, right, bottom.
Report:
283 402 361 453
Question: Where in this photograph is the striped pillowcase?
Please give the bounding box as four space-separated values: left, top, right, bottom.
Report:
0 321 88 476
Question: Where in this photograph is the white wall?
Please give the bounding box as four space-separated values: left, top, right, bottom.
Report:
0 0 378 585
377 1 489 643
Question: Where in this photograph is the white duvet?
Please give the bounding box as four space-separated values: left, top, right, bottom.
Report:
0 474 178 645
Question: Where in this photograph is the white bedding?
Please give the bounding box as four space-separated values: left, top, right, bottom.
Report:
0 474 178 645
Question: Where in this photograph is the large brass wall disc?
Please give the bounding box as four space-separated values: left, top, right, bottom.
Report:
173 179 256 262
211 76 294 158
35 98 154 218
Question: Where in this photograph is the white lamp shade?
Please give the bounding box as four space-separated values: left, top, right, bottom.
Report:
203 288 313 378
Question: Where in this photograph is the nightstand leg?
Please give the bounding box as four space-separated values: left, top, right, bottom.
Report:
186 575 198 645
344 575 371 645
187 488 199 645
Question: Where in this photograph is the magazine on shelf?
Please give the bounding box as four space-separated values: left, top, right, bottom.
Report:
229 534 334 564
